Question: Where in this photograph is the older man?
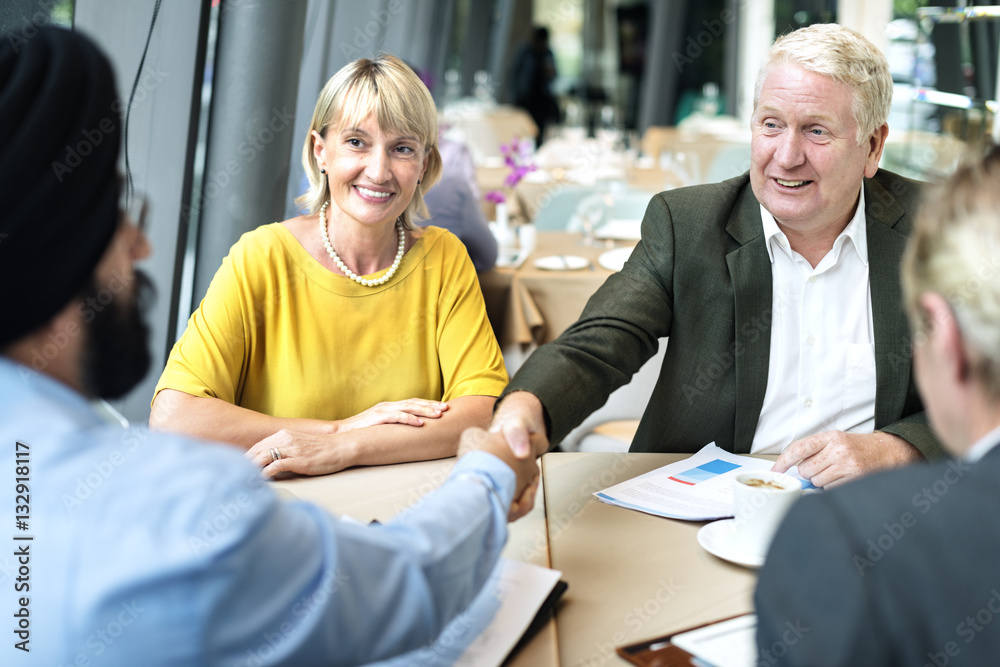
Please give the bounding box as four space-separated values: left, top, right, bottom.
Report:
0 27 535 665
493 23 941 491
755 147 1000 664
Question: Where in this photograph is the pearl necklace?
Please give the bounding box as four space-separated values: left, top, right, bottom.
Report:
318 201 405 287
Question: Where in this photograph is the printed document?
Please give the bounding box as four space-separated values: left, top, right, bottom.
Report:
595 443 812 520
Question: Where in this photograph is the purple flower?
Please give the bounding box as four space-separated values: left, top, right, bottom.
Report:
484 136 536 202
505 165 535 188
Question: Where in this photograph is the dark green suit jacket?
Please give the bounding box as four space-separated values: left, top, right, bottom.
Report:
505 170 943 458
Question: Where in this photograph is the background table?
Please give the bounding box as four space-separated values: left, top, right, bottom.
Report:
275 452 765 666
479 231 635 349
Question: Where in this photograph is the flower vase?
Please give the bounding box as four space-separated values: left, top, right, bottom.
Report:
494 202 517 249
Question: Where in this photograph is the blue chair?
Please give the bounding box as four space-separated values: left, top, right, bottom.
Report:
704 143 751 184
529 185 593 231
568 189 654 235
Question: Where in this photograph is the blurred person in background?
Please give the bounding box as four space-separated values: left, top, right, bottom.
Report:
511 25 559 146
422 131 498 272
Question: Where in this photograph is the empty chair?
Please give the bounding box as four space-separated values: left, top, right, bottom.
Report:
559 338 668 452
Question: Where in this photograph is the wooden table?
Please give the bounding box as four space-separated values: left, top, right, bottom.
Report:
541 453 758 666
274 452 763 666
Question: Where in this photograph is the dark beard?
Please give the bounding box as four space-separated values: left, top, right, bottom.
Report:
80 269 155 399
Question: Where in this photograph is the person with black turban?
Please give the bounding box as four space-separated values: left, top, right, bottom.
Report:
0 26 536 665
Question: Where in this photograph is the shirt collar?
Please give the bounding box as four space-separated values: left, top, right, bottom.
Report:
964 423 1000 463
0 356 105 428
760 185 868 267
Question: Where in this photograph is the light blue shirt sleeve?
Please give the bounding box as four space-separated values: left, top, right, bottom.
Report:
0 359 517 667
202 451 516 666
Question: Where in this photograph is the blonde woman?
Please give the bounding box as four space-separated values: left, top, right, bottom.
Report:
152 55 507 477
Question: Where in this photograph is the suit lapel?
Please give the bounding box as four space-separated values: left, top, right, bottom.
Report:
726 185 770 453
865 177 912 428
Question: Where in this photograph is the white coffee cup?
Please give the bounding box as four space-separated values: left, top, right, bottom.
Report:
518 223 537 255
731 471 802 559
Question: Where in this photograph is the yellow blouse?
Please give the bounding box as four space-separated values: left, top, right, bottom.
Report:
154 224 507 420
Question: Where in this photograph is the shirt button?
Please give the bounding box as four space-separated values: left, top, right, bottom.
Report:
806 335 816 346
808 275 817 283
804 398 813 408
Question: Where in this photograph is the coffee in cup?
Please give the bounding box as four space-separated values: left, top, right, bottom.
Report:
731 471 803 560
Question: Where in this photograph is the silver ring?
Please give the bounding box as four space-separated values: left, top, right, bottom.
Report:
270 447 281 462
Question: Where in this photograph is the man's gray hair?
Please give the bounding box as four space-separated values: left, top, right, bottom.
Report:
904 146 1000 399
753 23 893 144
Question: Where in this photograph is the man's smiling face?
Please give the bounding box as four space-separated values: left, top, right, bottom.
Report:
750 62 883 238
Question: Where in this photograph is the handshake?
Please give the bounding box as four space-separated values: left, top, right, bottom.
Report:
459 391 551 521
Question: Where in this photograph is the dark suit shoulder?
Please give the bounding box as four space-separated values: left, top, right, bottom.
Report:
865 168 925 233
657 173 752 226
820 448 997 524
758 447 1000 665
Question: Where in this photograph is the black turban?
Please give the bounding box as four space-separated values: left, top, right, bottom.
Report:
0 27 121 349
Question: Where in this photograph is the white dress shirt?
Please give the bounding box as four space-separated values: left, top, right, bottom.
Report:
751 187 877 453
964 423 1000 462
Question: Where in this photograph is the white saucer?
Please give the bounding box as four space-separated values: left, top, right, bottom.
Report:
534 255 589 271
697 519 765 569
597 247 633 272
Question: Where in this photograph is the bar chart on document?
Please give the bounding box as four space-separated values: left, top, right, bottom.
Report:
668 459 741 486
594 444 774 520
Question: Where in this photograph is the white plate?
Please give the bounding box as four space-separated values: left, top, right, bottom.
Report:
594 219 642 241
697 519 764 569
597 247 634 272
534 255 589 271
495 248 530 269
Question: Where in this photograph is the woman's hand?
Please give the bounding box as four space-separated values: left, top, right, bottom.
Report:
246 430 353 478
334 399 449 433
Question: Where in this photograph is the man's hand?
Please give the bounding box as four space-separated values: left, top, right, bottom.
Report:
772 430 924 488
489 391 549 460
459 427 541 521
